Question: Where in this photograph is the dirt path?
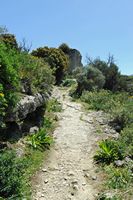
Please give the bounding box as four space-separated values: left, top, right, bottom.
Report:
32 87 112 200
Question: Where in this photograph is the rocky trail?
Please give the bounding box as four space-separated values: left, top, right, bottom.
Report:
32 87 117 200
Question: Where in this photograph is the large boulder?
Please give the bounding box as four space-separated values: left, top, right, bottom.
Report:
0 93 49 140
68 48 83 73
6 93 48 122
59 44 83 74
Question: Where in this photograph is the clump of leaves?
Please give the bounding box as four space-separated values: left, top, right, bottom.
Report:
105 165 132 189
47 98 62 112
62 79 77 87
32 47 69 85
110 99 133 131
19 53 54 94
94 139 124 164
119 124 133 158
27 128 53 151
0 84 7 127
0 149 27 199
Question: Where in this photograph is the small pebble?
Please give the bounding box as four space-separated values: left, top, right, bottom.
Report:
44 179 48 184
91 175 97 180
42 169 47 172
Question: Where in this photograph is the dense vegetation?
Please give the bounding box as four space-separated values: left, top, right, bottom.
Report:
0 28 62 199
72 56 132 97
31 46 69 85
0 32 55 129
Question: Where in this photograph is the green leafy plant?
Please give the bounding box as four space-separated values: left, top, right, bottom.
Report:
62 78 77 87
18 53 54 94
0 42 20 128
0 33 19 50
75 66 105 96
28 128 53 151
0 84 7 127
86 56 121 92
32 47 69 85
81 90 133 131
119 124 133 158
47 98 62 112
110 99 133 131
94 139 124 164
0 150 27 199
105 165 132 189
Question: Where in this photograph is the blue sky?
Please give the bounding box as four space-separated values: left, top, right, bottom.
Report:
0 0 133 75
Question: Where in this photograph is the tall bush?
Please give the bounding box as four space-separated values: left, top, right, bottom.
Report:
75 66 105 95
18 53 54 94
0 43 20 125
32 47 69 85
0 34 19 50
86 57 121 92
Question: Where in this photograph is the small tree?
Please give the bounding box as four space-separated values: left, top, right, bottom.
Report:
86 66 105 90
32 47 69 85
75 66 105 96
86 56 121 91
0 33 19 50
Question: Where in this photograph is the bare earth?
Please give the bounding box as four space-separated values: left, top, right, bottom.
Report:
32 87 112 200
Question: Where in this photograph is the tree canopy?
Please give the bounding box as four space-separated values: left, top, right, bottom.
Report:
32 47 69 85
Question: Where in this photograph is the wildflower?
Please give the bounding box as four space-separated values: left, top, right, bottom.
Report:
0 93 4 97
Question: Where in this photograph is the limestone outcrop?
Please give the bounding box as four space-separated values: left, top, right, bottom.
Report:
59 44 83 74
0 92 49 140
68 48 83 73
6 93 48 122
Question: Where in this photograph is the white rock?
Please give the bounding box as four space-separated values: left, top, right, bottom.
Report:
42 168 47 172
44 179 48 184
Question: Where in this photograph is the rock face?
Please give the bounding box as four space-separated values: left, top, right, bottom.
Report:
6 93 48 122
68 49 83 73
0 93 49 140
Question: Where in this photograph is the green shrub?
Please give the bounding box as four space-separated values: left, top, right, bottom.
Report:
81 90 113 111
27 128 53 151
110 97 133 131
18 53 54 94
105 165 132 189
75 66 105 95
0 84 7 127
119 124 133 158
86 56 121 92
0 42 54 128
94 139 124 164
0 43 20 128
71 66 84 79
46 98 62 112
31 47 69 85
62 79 77 87
0 150 27 199
81 90 132 131
0 34 19 50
